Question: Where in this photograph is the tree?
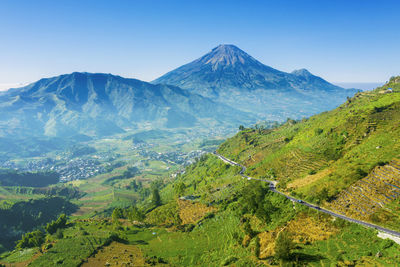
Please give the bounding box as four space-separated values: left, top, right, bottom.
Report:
127 206 144 222
239 125 245 131
275 230 294 261
45 214 67 234
112 208 123 222
316 187 329 203
55 228 64 239
314 128 323 135
112 208 123 227
152 188 161 207
174 181 186 197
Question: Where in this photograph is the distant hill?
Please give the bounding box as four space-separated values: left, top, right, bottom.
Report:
153 44 359 120
0 72 253 139
334 82 383 91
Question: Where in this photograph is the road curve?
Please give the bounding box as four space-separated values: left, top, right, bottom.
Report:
213 152 400 238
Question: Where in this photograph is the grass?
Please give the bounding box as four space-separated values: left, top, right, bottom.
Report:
29 220 113 267
136 211 255 266
82 241 146 266
298 223 400 266
178 199 216 225
160 154 242 205
0 247 39 264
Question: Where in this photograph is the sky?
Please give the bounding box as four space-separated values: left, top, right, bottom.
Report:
0 0 399 90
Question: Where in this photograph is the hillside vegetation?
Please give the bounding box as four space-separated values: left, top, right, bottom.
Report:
2 78 400 266
218 76 400 228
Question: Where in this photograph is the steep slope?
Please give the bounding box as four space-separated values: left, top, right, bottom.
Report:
153 44 358 119
217 76 400 228
0 72 253 138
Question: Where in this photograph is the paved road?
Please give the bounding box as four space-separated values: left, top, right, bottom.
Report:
213 152 400 238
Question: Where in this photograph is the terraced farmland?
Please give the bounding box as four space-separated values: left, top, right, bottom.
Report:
271 149 328 182
329 158 400 219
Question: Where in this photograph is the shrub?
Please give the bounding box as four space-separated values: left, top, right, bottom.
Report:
221 256 238 266
254 236 260 258
16 230 45 249
55 229 64 239
381 239 394 249
308 169 317 175
315 128 323 135
355 168 368 179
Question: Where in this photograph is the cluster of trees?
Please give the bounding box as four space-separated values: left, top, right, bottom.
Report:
103 166 140 186
0 198 76 252
124 167 140 178
69 145 96 157
238 181 277 223
238 121 281 132
15 214 69 250
0 197 77 232
0 170 59 187
104 161 124 173
15 230 45 249
111 206 145 224
125 178 143 191
199 139 224 148
237 181 298 262
8 185 83 200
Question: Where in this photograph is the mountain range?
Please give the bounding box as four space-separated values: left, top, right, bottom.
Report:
154 44 359 119
0 72 251 139
0 44 358 140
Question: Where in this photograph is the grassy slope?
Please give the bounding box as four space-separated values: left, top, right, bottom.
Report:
3 152 400 266
218 77 400 226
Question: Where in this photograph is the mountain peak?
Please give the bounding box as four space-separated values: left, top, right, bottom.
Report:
199 44 256 69
213 44 242 52
291 68 313 77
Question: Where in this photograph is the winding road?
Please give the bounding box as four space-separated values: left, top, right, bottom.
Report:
213 152 400 238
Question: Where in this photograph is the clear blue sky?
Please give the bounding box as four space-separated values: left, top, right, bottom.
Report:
0 0 399 89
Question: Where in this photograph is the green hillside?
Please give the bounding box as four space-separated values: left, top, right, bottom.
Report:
218 76 400 228
2 78 400 266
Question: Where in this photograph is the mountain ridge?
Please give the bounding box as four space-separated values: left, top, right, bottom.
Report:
0 72 253 139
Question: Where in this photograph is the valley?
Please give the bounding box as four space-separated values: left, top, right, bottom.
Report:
1 0 399 265
0 49 398 266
